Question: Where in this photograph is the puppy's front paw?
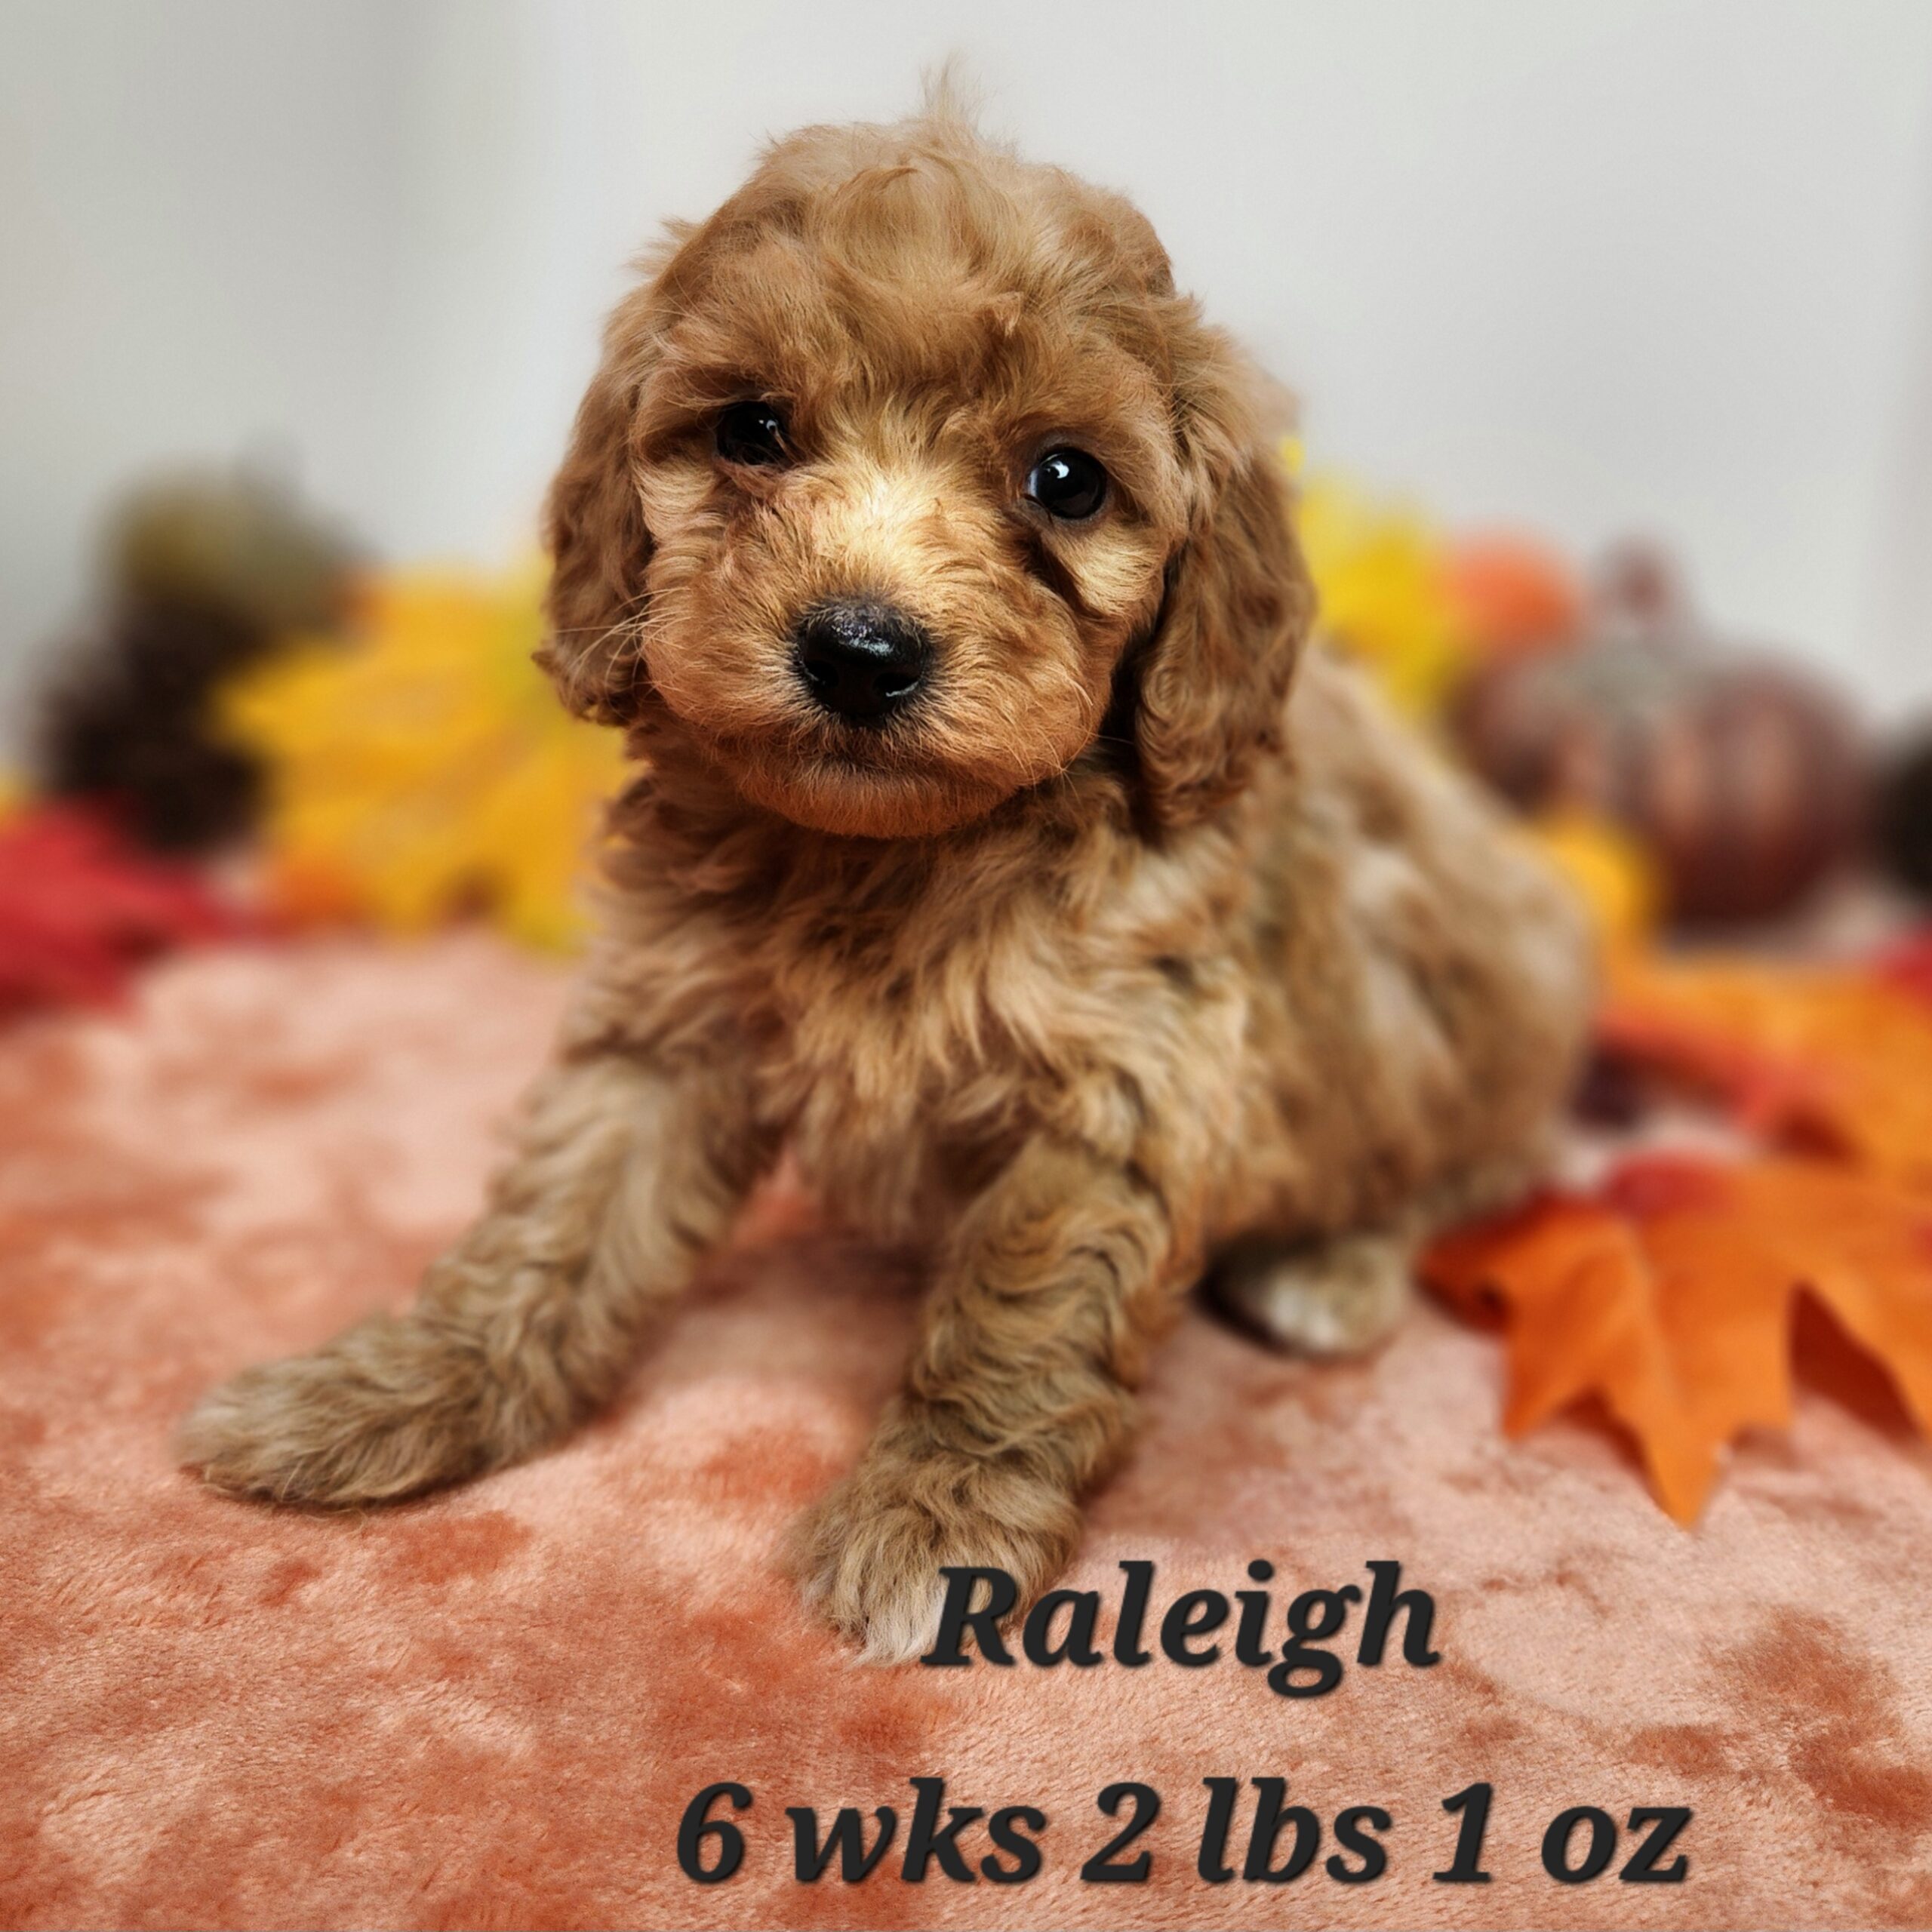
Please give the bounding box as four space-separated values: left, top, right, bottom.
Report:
177 1315 492 1506
792 1429 1080 1663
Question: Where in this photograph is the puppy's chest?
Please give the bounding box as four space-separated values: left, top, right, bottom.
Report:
745 912 1063 1136
724 878 1246 1225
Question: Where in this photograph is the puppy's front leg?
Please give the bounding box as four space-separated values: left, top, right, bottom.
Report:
179 1041 772 1505
796 1138 1180 1661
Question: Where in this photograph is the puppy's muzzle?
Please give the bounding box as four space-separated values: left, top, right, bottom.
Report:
792 598 931 726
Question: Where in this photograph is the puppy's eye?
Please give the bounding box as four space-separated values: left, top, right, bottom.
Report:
1026 448 1108 521
715 401 791 467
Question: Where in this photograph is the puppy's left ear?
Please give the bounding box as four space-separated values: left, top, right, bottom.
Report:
536 287 657 723
1134 329 1315 831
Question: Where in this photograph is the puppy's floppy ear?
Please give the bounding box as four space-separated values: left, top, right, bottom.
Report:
537 288 657 723
1134 328 1315 831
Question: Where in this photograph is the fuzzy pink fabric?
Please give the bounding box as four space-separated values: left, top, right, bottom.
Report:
3 932 1929 1930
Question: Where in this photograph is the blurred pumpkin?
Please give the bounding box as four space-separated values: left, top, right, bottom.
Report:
1456 545 1866 925
1444 534 1583 663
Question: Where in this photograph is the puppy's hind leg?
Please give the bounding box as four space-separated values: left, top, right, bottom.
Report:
1210 1145 1557 1358
1209 1229 1414 1358
178 1042 774 1506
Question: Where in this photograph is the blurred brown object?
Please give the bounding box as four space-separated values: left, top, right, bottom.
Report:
33 471 357 853
1878 728 1932 903
1456 542 1867 925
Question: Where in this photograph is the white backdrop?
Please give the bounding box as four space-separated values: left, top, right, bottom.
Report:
4 0 1930 742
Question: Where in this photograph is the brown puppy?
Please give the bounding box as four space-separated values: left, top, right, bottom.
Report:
180 99 1591 1660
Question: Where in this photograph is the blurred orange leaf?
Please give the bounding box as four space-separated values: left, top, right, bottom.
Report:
0 804 236 1017
1600 951 1932 1192
1877 931 1932 1010
221 566 626 952
1424 1155 1932 1524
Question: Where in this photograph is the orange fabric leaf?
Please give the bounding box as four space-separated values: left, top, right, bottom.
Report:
1423 1154 1932 1524
1600 950 1932 1192
1877 931 1932 1010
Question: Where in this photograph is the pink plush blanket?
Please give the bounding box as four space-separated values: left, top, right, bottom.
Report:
3 934 1927 1930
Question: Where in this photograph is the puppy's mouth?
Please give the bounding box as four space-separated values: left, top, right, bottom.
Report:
669 599 1023 835
712 725 1011 840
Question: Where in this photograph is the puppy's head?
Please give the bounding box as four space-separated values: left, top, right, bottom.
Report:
541 104 1312 838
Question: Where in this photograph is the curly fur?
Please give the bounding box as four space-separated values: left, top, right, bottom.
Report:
180 97 1592 1660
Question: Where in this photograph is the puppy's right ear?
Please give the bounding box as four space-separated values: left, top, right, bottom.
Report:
1132 332 1312 833
537 289 657 722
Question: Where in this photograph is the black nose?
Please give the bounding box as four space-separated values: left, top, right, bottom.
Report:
792 599 931 724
